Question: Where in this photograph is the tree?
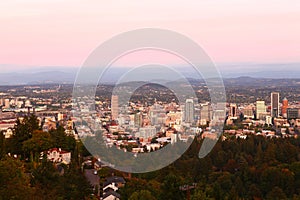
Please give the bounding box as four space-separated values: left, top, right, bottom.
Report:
160 173 185 200
23 130 54 162
9 115 40 158
129 190 157 200
0 131 5 159
191 187 213 200
266 186 287 200
0 157 35 200
223 159 238 173
248 184 262 200
31 158 92 200
119 178 149 199
50 126 76 152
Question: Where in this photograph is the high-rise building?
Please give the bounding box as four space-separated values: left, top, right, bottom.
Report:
111 95 119 120
282 97 288 118
137 126 156 139
184 99 194 123
287 108 299 119
200 102 211 121
212 102 226 122
4 99 10 109
134 112 142 127
229 103 237 117
266 115 272 126
25 100 31 107
271 92 279 117
242 104 255 118
256 100 266 119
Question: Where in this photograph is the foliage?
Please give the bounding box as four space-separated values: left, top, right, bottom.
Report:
0 157 35 200
1 114 300 199
8 115 39 158
129 190 157 200
0 115 92 199
121 135 300 200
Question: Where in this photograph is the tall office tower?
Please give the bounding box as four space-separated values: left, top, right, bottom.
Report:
287 108 299 119
111 95 119 120
271 92 279 118
229 103 237 117
184 99 194 123
256 100 266 120
25 100 31 107
243 104 255 118
4 99 10 109
281 97 288 118
200 102 211 121
134 112 143 127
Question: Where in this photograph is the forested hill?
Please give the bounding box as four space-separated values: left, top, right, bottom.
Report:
119 135 300 200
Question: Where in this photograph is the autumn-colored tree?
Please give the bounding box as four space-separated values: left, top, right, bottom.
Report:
0 157 35 200
9 115 40 158
266 186 287 200
23 130 54 162
0 131 5 159
129 190 157 200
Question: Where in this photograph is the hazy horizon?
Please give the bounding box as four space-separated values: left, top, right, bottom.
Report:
1 62 299 72
1 1 300 83
1 0 300 67
0 62 300 85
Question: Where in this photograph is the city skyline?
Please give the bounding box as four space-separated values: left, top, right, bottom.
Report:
1 1 300 199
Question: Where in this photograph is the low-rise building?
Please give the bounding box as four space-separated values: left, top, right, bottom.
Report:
42 148 71 164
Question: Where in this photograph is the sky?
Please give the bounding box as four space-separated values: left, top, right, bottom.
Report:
0 0 300 73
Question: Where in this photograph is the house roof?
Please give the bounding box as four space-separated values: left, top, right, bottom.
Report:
47 148 70 154
103 176 125 187
103 191 120 199
103 180 116 188
106 176 125 184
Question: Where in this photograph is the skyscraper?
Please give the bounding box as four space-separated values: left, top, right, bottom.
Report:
184 99 194 123
200 102 211 121
242 104 255 118
282 97 288 118
271 92 279 118
229 103 237 117
111 95 119 120
256 100 266 120
287 108 299 119
4 99 10 109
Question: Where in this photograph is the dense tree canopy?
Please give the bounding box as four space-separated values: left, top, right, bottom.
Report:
119 135 300 200
0 115 92 200
0 157 34 200
1 114 300 199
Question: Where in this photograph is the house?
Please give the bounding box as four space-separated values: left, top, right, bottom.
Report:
94 160 107 170
103 182 118 193
102 176 125 199
201 132 218 140
103 176 125 191
3 128 13 139
102 191 120 200
42 117 57 132
42 148 71 164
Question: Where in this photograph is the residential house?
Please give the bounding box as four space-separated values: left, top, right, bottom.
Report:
102 191 120 200
102 176 125 199
42 148 71 164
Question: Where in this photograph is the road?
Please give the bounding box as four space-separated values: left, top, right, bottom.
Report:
84 169 100 196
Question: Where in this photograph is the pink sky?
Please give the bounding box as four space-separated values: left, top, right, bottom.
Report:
0 0 300 71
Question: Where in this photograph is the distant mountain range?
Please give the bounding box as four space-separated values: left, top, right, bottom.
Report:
0 63 300 85
0 71 77 85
